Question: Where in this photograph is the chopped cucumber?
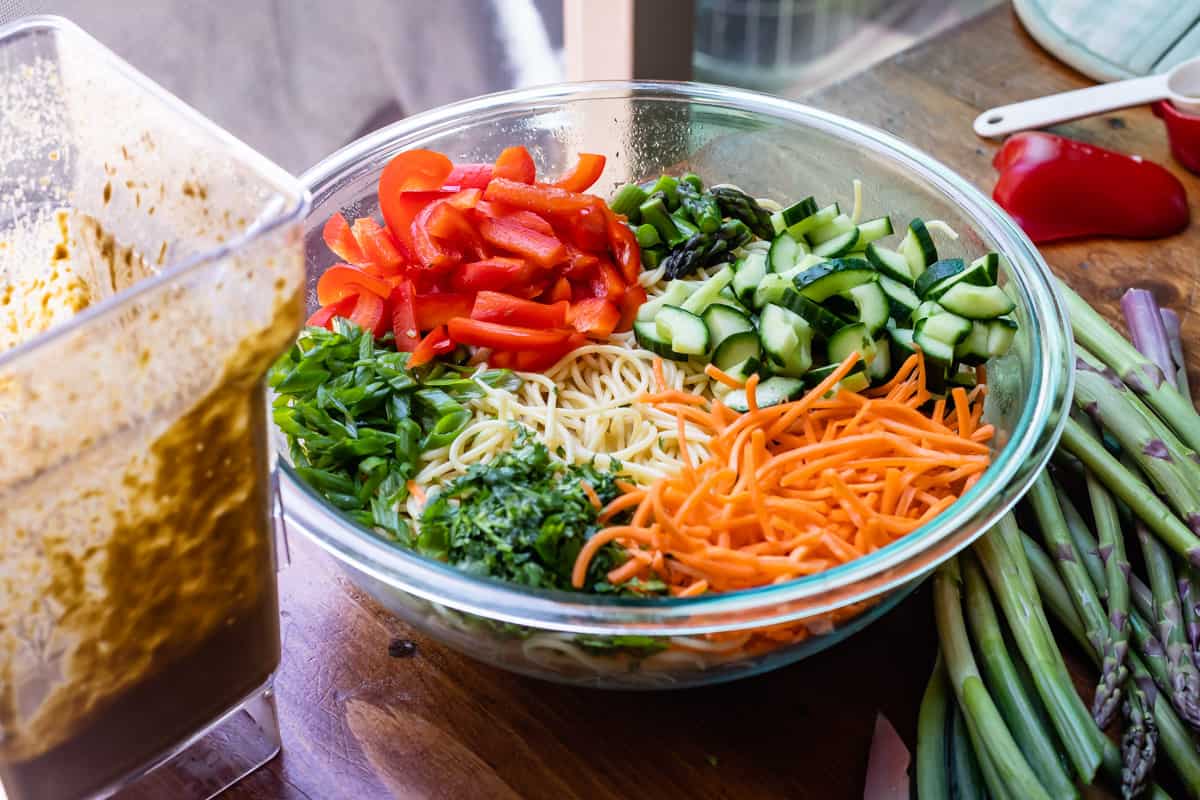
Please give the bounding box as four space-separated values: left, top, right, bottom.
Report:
785 202 839 238
840 282 889 335
921 257 998 300
633 320 685 361
948 365 979 389
937 283 1016 320
680 265 735 314
879 275 920 323
808 213 856 245
759 303 814 377
768 232 808 273
712 330 762 372
753 273 793 309
866 336 893 382
731 251 769 306
721 357 760 383
802 362 870 393
723 376 806 413
811 227 860 258
968 252 1001 284
865 243 914 285
794 257 877 302
827 323 877 366
638 280 695 322
777 291 849 339
655 305 709 356
987 316 1018 357
777 197 819 228
888 327 918 362
897 218 937 279
914 258 965 299
954 322 991 365
703 304 756 349
911 300 944 324
914 311 972 365
856 216 893 246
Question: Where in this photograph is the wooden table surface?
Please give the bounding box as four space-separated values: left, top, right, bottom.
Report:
229 8 1200 799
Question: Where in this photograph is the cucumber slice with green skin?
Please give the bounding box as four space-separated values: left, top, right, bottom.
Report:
840 282 889 335
680 265 735 314
897 218 937 279
827 323 877 366
914 258 965 298
921 257 1000 300
731 251 769 306
721 356 760 383
633 320 686 361
768 232 808 273
794 257 877 302
807 213 856 245
784 202 840 238
759 303 814 377
987 316 1017 357
937 283 1016 319
777 291 850 339
969 252 1001 284
911 300 944 324
723 376 807 413
888 327 918 362
954 322 990 365
948 365 979 388
801 362 870 393
712 330 762 372
638 280 695 322
865 243 915 285
811 227 861 258
856 216 893 246
771 197 819 233
753 273 793 309
867 336 893 382
914 312 972 364
879 275 920 324
655 305 709 356
703 304 756 349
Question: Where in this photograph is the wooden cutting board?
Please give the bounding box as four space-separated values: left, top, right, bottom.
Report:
229 8 1200 799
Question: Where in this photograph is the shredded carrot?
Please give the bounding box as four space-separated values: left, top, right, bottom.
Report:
652 357 666 392
705 362 746 389
580 480 602 509
572 350 993 594
407 480 427 504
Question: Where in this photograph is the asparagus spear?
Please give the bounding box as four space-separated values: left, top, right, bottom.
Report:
1159 307 1190 399
1029 474 1127 727
933 559 1053 800
675 180 722 234
1178 565 1200 668
1073 352 1200 533
961 554 1078 798
1062 280 1200 454
1137 523 1200 726
916 653 952 800
659 219 752 279
708 186 774 240
1059 417 1200 565
1088 466 1133 727
974 516 1105 782
1122 289 1176 381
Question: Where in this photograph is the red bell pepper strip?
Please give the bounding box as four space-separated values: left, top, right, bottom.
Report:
502 210 556 237
444 187 482 211
351 217 404 270
378 150 455 249
350 291 389 338
322 213 369 265
414 292 475 330
562 203 610 252
379 189 454 254
447 317 572 350
478 216 566 268
427 201 486 261
316 264 394 306
390 281 421 351
305 294 359 329
576 259 626 301
483 178 596 217
408 325 455 368
444 163 493 190
451 257 537 293
493 145 537 184
470 291 569 329
544 276 573 304
992 131 1189 243
615 285 647 333
510 334 587 372
567 298 621 337
562 244 600 277
410 201 462 271
553 153 606 193
605 207 642 284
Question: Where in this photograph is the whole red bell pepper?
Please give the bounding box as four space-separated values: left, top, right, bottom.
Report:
992 131 1188 243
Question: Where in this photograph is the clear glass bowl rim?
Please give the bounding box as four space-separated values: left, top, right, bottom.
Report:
281 79 1073 636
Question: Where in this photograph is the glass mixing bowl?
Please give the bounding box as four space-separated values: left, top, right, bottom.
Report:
276 81 1072 689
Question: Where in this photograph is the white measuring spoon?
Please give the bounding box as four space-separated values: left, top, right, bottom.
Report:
974 56 1200 138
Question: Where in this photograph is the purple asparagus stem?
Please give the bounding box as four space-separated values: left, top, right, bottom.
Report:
1160 308 1192 402
1123 289 1176 383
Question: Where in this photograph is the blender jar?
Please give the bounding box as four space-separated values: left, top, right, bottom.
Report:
0 16 308 800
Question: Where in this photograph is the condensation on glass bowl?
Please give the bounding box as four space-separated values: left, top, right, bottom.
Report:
276 81 1074 689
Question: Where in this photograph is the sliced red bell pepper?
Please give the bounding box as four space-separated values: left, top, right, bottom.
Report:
414 292 474 330
992 131 1189 243
484 178 596 217
316 264 394 306
451 257 537 292
553 153 606 193
447 317 572 351
411 201 462 271
502 209 555 237
408 325 455 368
427 201 486 261
470 291 569 329
305 294 359 329
577 259 626 301
493 145 537 184
444 187 482 211
605 207 642 284
351 217 404 270
567 298 621 337
544 276 573 304
379 189 454 254
478 216 566 268
390 280 420 351
445 163 493 190
511 335 586 372
562 244 600 277
378 150 455 250
322 213 369 265
350 291 389 338
615 285 647 333
561 203 610 252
